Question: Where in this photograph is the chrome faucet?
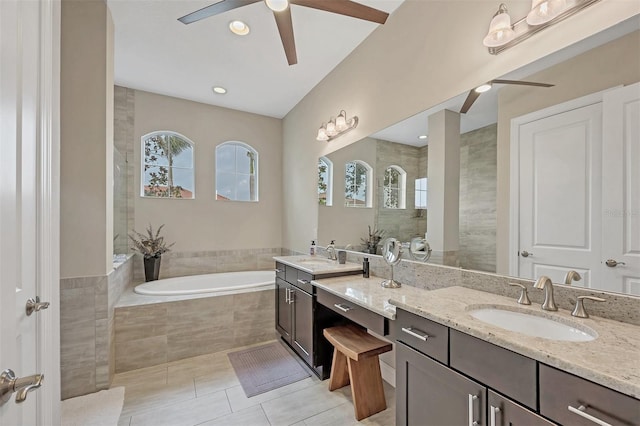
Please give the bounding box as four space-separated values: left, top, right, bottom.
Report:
327 240 337 261
563 270 582 285
534 276 558 311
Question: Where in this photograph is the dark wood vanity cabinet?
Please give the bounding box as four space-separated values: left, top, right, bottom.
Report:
274 261 361 379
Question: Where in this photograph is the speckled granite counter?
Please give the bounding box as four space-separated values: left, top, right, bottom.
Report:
311 274 430 319
273 255 362 275
310 274 640 399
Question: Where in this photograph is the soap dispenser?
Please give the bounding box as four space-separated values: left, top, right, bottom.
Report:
310 240 316 256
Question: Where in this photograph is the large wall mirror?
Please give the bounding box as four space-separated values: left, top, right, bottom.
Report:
318 16 640 296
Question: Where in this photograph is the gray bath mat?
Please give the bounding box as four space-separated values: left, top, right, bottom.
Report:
228 341 311 397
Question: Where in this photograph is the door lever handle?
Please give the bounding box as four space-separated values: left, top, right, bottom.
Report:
0 369 44 405
26 297 50 316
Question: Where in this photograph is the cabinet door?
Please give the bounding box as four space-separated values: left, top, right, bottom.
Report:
276 278 292 341
488 390 554 426
292 288 313 365
397 342 486 426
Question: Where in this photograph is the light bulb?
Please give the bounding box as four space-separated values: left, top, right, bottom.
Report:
229 20 250 36
475 83 492 93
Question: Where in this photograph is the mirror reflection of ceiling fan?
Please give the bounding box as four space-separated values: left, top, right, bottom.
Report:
178 0 390 66
460 79 555 113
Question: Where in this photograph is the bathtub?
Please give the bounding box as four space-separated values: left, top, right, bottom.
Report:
134 270 275 296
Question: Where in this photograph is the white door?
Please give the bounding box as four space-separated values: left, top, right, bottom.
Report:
601 83 640 295
515 102 603 288
1 0 60 425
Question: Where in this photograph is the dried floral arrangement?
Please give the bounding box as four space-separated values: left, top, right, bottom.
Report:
361 225 384 252
128 224 174 259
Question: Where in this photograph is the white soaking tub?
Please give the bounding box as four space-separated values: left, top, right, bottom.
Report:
134 270 275 296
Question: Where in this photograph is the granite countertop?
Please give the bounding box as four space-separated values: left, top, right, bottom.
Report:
308 274 640 399
389 286 640 399
273 255 362 275
311 274 430 320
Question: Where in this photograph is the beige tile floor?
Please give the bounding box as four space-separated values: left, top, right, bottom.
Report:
113 340 395 426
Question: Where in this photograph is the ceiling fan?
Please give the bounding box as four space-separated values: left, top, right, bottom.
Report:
460 79 555 114
178 0 389 66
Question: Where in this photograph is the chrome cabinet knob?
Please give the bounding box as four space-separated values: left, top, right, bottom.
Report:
605 259 626 267
0 369 44 406
25 297 50 316
520 250 533 258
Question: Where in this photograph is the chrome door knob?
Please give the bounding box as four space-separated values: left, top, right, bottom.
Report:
605 259 626 267
520 250 533 258
25 297 50 316
0 369 44 406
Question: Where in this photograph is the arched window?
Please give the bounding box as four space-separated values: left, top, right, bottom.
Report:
383 165 407 209
344 160 372 208
141 131 194 199
318 156 333 206
215 141 259 202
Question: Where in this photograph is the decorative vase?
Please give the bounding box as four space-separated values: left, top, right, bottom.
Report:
143 256 161 282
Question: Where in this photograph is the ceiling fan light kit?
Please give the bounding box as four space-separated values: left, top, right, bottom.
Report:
178 0 390 66
483 0 601 54
316 110 358 142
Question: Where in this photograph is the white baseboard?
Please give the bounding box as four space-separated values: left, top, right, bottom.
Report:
380 360 396 387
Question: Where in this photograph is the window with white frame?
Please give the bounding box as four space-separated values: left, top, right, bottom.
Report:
318 157 333 206
415 177 428 209
345 160 372 208
215 141 258 202
141 131 194 199
384 165 407 209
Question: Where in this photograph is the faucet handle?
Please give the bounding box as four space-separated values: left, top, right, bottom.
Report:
571 296 606 318
508 283 531 305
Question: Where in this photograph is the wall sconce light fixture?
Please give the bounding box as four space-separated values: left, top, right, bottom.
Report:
316 110 359 142
483 0 601 55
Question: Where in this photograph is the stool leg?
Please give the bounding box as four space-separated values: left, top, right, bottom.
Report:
328 349 350 391
347 356 387 421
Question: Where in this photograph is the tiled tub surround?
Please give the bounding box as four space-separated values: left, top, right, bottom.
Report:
342 252 640 326
132 247 285 282
113 286 275 373
60 255 134 399
310 276 640 399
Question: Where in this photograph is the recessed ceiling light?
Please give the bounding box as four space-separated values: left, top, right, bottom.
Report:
474 83 493 93
265 0 289 12
229 20 250 36
418 135 428 140
212 86 227 94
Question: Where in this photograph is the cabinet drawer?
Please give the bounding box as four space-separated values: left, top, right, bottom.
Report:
539 364 640 426
450 329 537 410
488 390 554 426
395 308 448 364
284 265 298 284
275 262 286 280
294 270 314 294
316 288 385 335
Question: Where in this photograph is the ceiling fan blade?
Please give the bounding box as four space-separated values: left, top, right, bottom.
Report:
178 0 261 24
291 0 388 24
273 8 298 65
492 79 555 88
460 90 481 114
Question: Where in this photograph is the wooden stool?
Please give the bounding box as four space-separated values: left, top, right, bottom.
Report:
323 324 392 421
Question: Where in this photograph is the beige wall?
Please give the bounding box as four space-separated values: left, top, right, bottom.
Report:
282 0 639 253
60 0 114 278
132 90 283 252
495 29 640 273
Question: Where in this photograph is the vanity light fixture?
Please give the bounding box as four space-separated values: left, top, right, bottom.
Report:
316 110 359 142
483 0 601 55
229 20 250 36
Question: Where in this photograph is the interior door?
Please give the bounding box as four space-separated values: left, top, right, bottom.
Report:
1 0 46 424
517 102 603 287
601 83 640 295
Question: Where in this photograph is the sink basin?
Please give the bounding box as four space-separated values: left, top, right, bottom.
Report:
468 307 597 342
296 258 336 265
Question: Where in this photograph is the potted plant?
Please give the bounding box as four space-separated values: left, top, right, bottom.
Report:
361 225 384 254
129 224 174 281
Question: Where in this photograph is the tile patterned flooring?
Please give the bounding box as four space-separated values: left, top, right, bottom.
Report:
113 340 395 426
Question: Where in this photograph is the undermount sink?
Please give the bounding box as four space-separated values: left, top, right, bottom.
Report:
296 258 336 265
468 307 597 342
